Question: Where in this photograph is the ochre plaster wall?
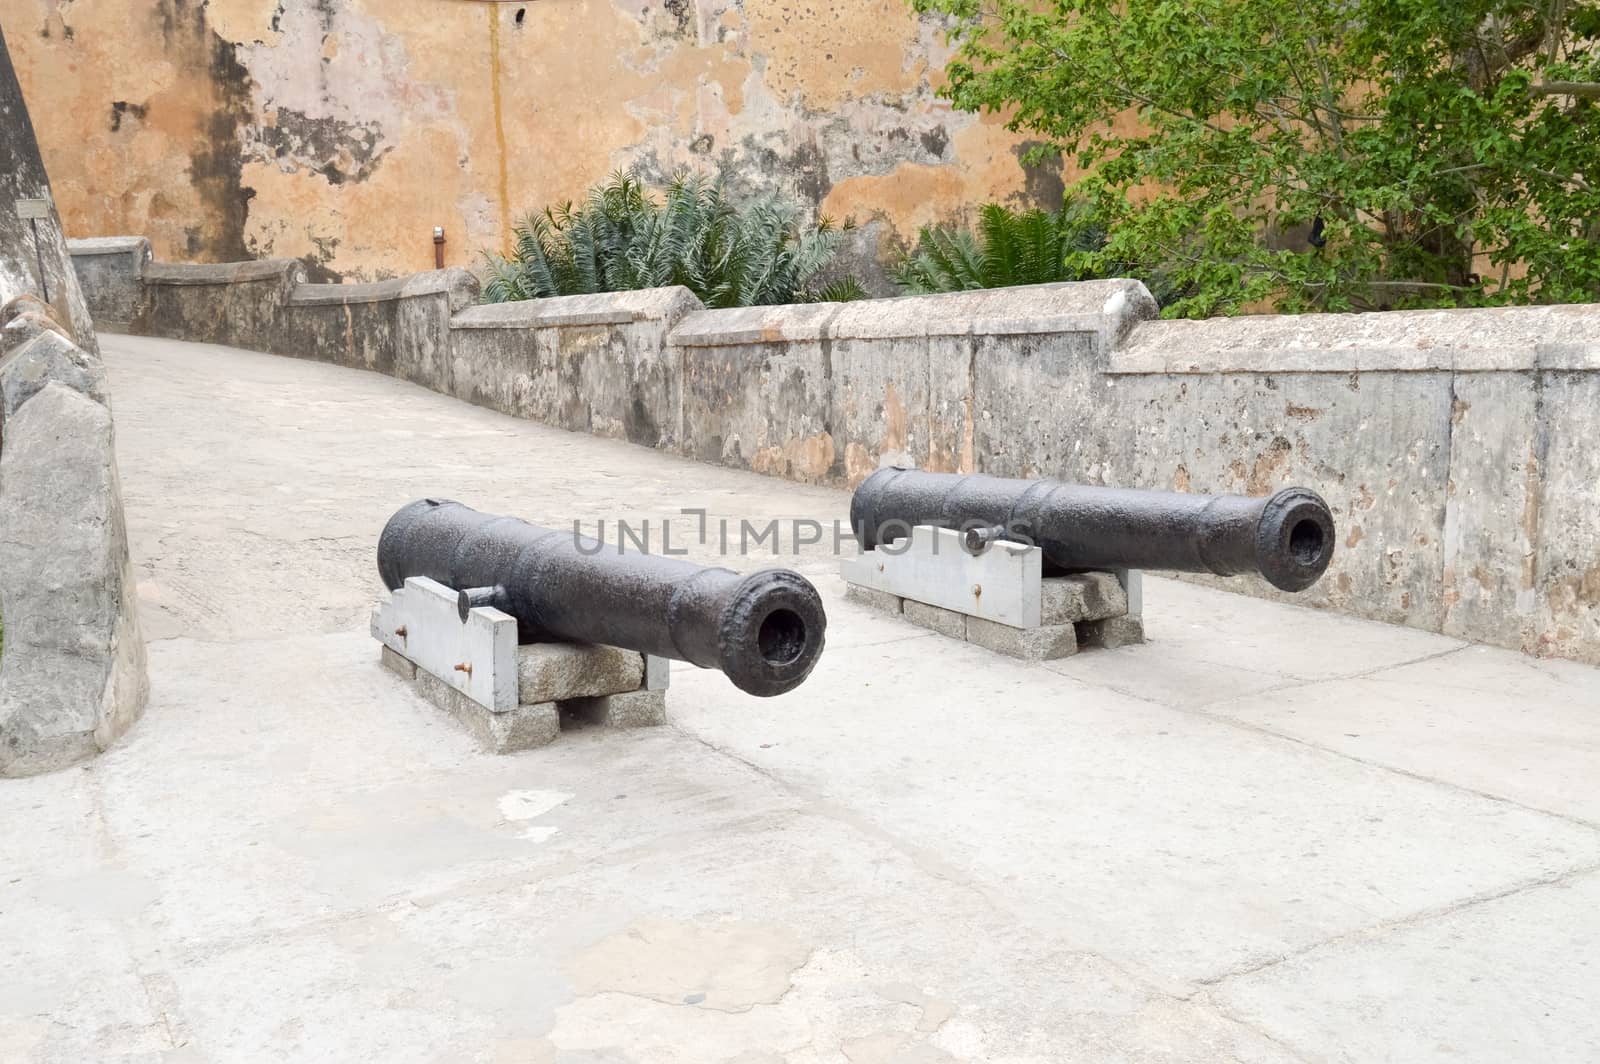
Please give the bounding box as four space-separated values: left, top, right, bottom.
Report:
4 0 1080 283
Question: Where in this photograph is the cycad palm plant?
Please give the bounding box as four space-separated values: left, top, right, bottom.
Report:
895 197 1192 306
895 200 1109 293
482 170 862 307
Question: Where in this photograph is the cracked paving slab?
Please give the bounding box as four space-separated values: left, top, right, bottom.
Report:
0 334 1597 1062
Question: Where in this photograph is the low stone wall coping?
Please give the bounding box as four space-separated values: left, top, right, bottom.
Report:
290 279 410 306
65 236 151 259
829 279 1157 340
670 303 844 346
1114 304 1600 374
453 300 634 329
399 268 480 311
144 259 301 287
288 269 478 309
667 281 1159 345
451 286 702 330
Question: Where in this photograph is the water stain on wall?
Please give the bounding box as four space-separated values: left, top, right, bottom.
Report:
158 0 257 262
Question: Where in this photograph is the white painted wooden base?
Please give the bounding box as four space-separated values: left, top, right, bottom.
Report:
840 525 1043 627
840 525 1142 633
371 576 518 711
372 577 672 752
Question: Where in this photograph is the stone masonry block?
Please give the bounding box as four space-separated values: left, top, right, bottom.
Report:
1041 572 1128 625
965 615 1079 661
381 644 417 681
415 669 559 753
845 583 903 616
1075 615 1146 650
1 329 108 421
903 598 966 639
561 689 668 729
518 642 644 703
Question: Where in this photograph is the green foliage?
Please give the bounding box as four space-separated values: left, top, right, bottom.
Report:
895 201 1101 292
894 198 1193 304
912 0 1600 316
483 170 863 308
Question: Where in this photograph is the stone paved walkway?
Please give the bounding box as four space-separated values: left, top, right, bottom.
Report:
3 333 1597 1062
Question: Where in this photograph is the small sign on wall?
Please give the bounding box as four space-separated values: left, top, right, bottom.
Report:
13 198 54 302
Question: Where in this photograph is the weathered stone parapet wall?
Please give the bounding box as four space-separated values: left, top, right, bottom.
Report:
133 259 304 352
1111 308 1600 664
275 268 478 387
670 281 1157 483
67 244 1600 663
65 237 151 332
97 251 480 388
450 288 702 451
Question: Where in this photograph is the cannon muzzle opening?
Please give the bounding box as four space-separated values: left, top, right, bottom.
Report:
1254 487 1336 592
714 569 827 697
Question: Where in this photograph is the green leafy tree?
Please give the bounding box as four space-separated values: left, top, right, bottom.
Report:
912 0 1600 316
483 170 865 308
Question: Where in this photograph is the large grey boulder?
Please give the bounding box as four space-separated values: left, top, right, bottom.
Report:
0 381 148 776
1 328 108 424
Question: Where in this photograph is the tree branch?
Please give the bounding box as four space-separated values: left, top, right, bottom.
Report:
1532 82 1600 98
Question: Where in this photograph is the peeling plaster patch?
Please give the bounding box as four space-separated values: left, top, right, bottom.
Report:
498 788 571 840
1016 140 1065 207
744 0 924 108
109 100 148 133
873 982 958 1033
751 431 837 482
518 825 561 843
662 0 694 36
249 108 390 185
552 942 982 1061
239 2 452 132
207 0 286 45
570 919 810 1012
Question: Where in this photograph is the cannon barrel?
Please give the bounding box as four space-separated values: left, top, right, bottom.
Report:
377 499 826 697
850 469 1335 592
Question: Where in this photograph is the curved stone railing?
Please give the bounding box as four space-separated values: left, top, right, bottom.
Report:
59 236 149 331
65 241 1600 666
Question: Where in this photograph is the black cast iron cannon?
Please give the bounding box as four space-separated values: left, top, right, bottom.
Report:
377 499 826 697
850 468 1336 592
